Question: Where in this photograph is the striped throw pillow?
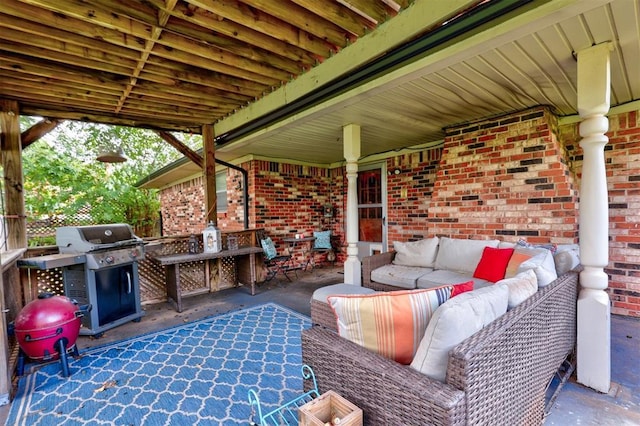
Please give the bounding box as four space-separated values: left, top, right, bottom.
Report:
328 287 453 364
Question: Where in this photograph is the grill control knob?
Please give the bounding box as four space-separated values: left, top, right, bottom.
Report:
130 249 139 258
104 256 115 264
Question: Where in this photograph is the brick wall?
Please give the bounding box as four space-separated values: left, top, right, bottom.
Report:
560 109 640 317
251 160 345 263
429 106 579 242
159 169 246 236
386 148 441 243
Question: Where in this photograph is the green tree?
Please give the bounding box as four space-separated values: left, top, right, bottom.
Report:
20 119 202 242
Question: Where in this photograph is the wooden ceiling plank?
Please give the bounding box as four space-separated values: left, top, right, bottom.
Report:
118 105 214 121
0 72 124 98
0 36 135 77
2 80 122 103
135 80 253 103
1 89 121 112
129 87 242 110
0 13 139 61
163 18 305 74
165 2 319 64
157 30 294 79
240 0 358 43
341 0 390 24
7 0 148 51
0 53 129 91
139 65 264 97
120 98 222 116
184 0 340 54
126 97 231 116
150 43 281 86
287 0 374 35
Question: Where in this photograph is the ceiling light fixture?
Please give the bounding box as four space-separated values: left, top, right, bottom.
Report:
96 146 127 163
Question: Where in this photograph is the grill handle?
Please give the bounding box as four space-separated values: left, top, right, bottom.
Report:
25 327 63 342
126 271 132 294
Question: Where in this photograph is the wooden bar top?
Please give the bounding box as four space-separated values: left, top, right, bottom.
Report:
154 246 263 266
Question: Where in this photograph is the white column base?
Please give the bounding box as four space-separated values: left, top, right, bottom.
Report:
343 245 362 285
577 275 611 393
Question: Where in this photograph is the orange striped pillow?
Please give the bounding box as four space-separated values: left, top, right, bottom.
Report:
328 287 453 364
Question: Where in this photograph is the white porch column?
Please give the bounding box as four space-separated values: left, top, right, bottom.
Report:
576 42 613 393
343 124 361 285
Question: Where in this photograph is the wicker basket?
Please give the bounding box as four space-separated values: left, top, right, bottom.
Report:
299 390 363 426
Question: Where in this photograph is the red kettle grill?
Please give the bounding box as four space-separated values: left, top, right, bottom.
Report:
13 293 89 377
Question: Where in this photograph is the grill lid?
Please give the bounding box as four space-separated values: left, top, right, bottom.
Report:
57 224 143 253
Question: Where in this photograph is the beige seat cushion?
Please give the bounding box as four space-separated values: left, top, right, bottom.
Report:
371 264 433 289
416 269 491 290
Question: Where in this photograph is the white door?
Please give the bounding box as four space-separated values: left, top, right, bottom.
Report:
357 163 387 260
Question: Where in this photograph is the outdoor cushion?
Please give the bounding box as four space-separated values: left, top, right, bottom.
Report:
392 237 439 268
434 237 500 274
371 264 433 289
410 284 509 381
328 287 453 365
554 244 580 275
516 248 557 287
416 269 491 290
473 247 514 282
505 247 536 278
312 283 376 302
260 237 278 260
496 269 538 309
451 280 474 297
313 231 332 249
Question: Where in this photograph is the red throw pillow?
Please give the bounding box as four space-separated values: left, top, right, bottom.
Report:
473 247 515 283
451 280 474 297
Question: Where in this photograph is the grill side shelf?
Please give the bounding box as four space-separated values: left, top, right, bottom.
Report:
18 254 87 270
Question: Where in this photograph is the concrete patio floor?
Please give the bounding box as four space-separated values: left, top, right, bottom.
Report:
3 267 639 425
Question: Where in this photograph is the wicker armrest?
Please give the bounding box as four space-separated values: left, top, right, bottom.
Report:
302 326 466 425
446 270 579 426
361 251 396 288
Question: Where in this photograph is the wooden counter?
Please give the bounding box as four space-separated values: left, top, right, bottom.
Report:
154 246 263 312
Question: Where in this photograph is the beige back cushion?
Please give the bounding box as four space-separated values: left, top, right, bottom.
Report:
410 284 509 382
434 237 500 274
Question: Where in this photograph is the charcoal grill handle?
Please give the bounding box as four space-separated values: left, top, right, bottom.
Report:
126 271 132 294
25 327 63 342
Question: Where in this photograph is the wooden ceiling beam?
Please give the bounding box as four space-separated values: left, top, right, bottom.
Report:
2 80 122 104
19 106 203 133
20 118 62 148
155 130 204 168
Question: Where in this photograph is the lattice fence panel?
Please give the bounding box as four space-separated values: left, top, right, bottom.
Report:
36 269 65 296
218 256 237 290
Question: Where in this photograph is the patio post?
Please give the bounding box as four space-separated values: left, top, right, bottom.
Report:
343 124 361 285
576 42 613 393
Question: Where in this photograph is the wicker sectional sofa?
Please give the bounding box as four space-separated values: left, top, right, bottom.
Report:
302 239 580 425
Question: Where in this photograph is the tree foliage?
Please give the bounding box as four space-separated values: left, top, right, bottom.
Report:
20 118 202 240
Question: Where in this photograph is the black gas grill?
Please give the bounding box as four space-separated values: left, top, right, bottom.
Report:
55 224 145 337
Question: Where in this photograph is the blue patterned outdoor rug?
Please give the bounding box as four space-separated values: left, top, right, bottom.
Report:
6 303 311 426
